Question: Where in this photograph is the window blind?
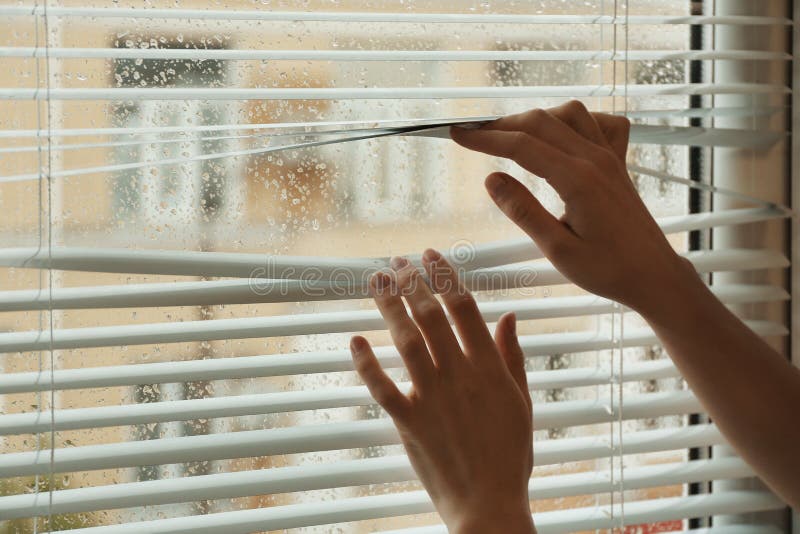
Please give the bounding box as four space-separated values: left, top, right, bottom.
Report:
0 1 791 533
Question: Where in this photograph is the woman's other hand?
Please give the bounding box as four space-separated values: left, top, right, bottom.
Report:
350 250 536 534
451 102 696 315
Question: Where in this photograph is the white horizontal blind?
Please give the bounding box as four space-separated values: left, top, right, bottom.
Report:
0 1 791 533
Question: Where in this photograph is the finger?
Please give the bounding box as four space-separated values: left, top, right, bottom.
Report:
484 172 579 258
390 256 462 374
450 127 581 198
494 313 532 412
370 271 436 390
350 335 411 419
421 249 497 363
547 100 606 147
473 107 603 159
591 112 631 161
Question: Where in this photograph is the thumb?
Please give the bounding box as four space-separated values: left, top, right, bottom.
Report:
484 172 576 257
494 312 531 412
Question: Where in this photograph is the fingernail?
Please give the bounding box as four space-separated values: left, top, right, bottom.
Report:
422 249 441 263
390 256 409 270
508 312 517 335
350 336 366 352
485 173 508 196
371 271 390 289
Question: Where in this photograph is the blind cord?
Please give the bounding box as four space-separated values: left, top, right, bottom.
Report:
40 0 56 528
31 0 44 530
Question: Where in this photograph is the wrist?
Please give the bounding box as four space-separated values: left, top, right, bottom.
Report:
631 255 712 327
453 515 536 534
625 254 707 321
448 502 535 534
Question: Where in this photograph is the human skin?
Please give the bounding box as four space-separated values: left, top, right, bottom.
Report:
350 253 535 534
350 101 800 531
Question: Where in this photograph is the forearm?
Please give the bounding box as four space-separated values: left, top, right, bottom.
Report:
635 264 800 508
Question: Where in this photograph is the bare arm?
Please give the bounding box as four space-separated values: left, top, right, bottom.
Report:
451 101 800 508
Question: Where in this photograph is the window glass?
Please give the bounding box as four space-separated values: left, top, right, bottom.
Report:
0 1 693 531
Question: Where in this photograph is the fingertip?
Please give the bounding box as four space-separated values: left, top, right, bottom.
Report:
350 335 368 354
485 172 510 198
449 125 467 142
389 256 410 272
496 312 516 339
369 271 391 293
449 124 487 147
505 312 517 337
421 248 441 264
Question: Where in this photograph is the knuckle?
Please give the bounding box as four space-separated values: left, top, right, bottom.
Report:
526 109 548 129
565 99 587 114
509 131 532 159
395 268 415 291
507 198 531 224
396 331 426 355
614 115 631 133
449 291 478 316
415 299 444 322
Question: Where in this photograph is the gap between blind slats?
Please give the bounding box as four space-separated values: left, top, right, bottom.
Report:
0 400 713 479
0 456 751 520
0 107 783 140
0 126 783 184
0 47 789 62
0 281 788 355
48 490 782 534
0 123 784 157
0 8 790 25
0 315 785 395
0 358 684 435
0 83 789 101
381 492 784 534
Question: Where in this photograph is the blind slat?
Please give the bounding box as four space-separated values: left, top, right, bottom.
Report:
0 403 717 478
0 47 789 62
0 287 788 354
0 456 752 520
381 492 784 534
0 83 789 101
0 359 686 435
0 272 787 314
49 490 782 534
0 107 782 140
0 124 786 159
0 313 783 395
0 241 787 281
0 123 782 164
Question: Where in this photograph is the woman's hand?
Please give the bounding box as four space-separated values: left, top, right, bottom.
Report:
451 101 696 315
350 250 535 534
452 102 800 508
